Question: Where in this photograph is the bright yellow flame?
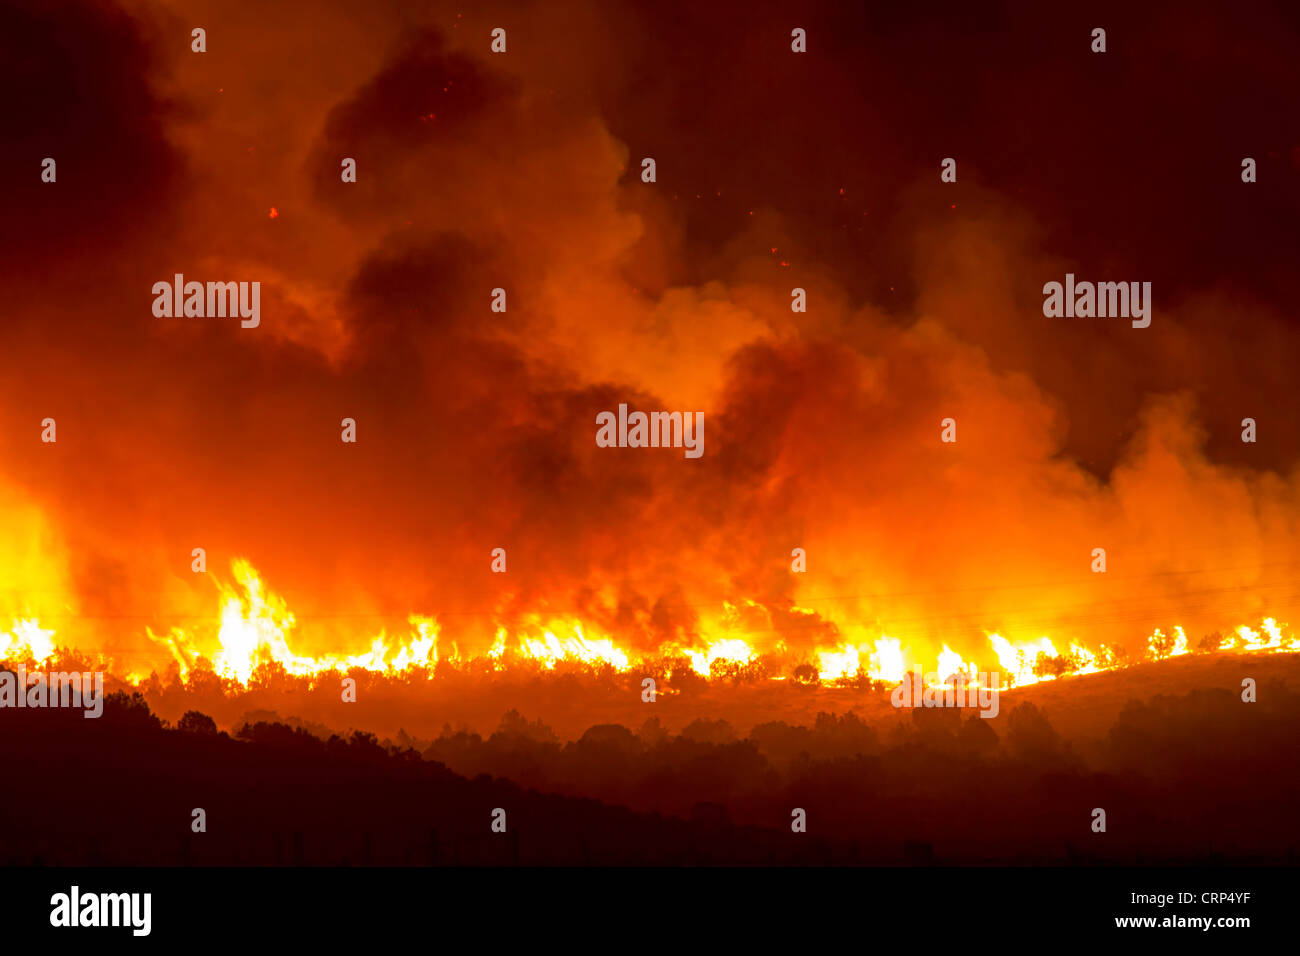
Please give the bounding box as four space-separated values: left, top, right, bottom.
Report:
1068 642 1100 674
391 616 438 670
0 618 56 665
207 560 441 682
816 643 860 681
14 555 1295 692
990 634 1058 688
926 644 978 688
685 638 754 676
1146 626 1189 661
815 636 906 683
1226 618 1295 652
516 623 630 670
870 637 905 683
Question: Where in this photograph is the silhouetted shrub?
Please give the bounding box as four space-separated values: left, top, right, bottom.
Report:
177 710 218 735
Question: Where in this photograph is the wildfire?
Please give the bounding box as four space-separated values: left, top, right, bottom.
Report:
513 622 630 671
1226 619 1288 651
3 559 1299 692
935 644 978 686
988 635 1050 687
816 637 907 683
685 638 754 677
151 560 446 684
989 634 1114 688
0 619 56 667
1147 626 1190 660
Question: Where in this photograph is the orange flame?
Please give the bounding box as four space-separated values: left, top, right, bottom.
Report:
5 559 1299 692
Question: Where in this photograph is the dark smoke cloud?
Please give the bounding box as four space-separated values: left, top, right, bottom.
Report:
1 0 1299 675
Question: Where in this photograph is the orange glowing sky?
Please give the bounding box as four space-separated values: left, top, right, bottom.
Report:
3 0 1300 682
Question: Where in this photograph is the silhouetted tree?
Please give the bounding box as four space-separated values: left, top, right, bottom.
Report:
1197 631 1223 652
101 691 164 730
792 663 820 686
959 713 999 755
680 718 737 745
177 710 218 735
1005 702 1061 761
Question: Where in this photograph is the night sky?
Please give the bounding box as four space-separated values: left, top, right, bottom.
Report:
3 0 1300 672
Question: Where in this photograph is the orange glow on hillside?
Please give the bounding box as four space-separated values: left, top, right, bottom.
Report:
3 560 1296 694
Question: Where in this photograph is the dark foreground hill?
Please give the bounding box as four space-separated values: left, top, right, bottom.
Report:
2 671 1299 865
0 693 848 865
